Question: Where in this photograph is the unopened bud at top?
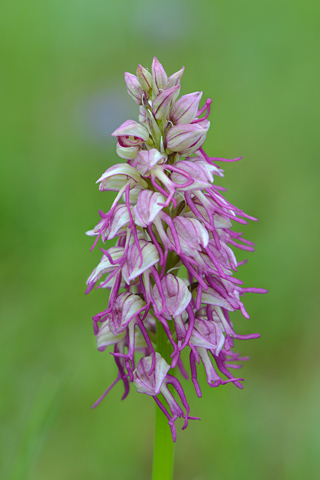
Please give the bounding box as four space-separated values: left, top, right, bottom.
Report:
167 66 184 89
171 92 203 124
152 57 168 95
124 72 144 105
137 65 153 93
152 85 181 120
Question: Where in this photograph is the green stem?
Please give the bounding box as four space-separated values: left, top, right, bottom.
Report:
152 324 175 480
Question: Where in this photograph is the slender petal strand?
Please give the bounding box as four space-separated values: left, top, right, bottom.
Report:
86 57 266 441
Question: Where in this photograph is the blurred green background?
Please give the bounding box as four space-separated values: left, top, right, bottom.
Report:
1 0 319 479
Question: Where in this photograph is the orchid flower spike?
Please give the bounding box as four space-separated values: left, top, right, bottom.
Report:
86 57 267 441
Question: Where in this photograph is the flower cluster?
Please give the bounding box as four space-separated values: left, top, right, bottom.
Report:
86 58 266 441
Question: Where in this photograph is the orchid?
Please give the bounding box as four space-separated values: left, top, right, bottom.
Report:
86 57 267 478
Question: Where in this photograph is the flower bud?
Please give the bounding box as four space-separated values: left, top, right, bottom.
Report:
152 85 181 120
112 120 149 147
152 57 168 95
166 122 210 155
133 353 170 396
110 292 145 335
153 274 191 319
133 190 166 227
136 65 153 92
131 148 165 176
171 92 203 124
167 66 184 89
124 72 144 105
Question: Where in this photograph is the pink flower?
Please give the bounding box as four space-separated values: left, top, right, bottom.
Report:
133 353 170 396
109 292 146 336
133 190 166 227
190 314 225 354
170 216 209 255
121 239 160 284
152 274 191 320
131 148 165 176
133 354 198 441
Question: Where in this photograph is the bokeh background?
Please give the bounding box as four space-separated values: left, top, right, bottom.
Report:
1 0 319 479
